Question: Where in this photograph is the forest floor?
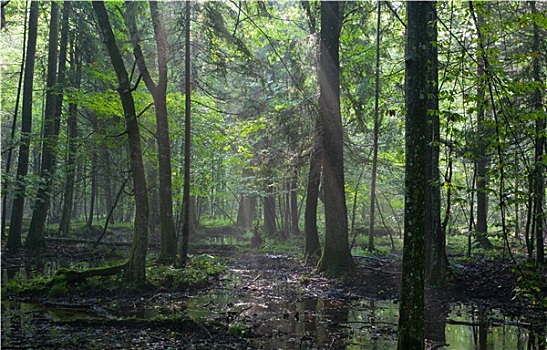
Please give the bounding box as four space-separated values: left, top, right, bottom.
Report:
1 226 546 349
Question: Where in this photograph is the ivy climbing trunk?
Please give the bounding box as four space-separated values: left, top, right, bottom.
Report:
397 2 430 349
7 0 39 250
93 1 149 284
316 1 353 274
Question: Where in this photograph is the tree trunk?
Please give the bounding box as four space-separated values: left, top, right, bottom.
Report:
125 1 177 261
289 167 299 236
531 1 545 266
93 1 149 284
424 2 446 286
59 42 82 236
304 130 322 261
263 179 277 236
368 0 381 253
6 0 39 251
87 150 97 228
27 1 64 250
474 8 492 250
397 2 429 349
180 0 192 267
2 1 28 239
316 1 353 274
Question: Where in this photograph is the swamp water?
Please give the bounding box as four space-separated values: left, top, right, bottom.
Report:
2 255 545 349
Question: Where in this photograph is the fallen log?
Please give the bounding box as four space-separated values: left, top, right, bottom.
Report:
47 263 127 286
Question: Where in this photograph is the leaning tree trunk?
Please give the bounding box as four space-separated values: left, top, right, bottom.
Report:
93 1 149 284
27 1 65 250
397 2 430 349
316 1 353 274
6 0 39 250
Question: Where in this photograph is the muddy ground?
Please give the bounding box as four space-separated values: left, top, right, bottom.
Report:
1 228 546 349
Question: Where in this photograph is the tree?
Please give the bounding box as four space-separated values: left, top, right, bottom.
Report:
125 1 177 262
472 4 493 250
397 2 430 349
368 1 381 253
530 1 545 266
424 2 447 286
6 0 38 250
93 1 149 284
26 1 64 250
59 41 82 236
180 0 192 267
316 1 353 274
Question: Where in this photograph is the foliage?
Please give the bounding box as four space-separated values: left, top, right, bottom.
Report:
147 254 225 289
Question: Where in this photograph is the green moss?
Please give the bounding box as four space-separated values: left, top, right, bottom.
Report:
47 282 68 299
147 254 225 289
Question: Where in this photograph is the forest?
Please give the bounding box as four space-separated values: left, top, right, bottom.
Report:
1 1 546 349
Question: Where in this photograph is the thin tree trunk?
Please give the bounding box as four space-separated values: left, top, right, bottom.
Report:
424 2 446 286
1 1 28 239
180 0 192 267
530 1 544 265
93 1 149 284
304 133 322 261
368 0 381 253
290 167 299 235
27 1 64 250
473 7 492 250
125 1 177 261
263 179 277 236
59 42 81 236
6 0 38 251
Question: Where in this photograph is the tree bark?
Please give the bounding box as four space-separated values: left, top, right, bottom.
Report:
27 1 64 250
368 0 381 253
180 0 192 267
1 0 28 239
304 129 322 261
125 1 177 261
473 7 492 250
263 179 277 236
59 42 82 236
397 2 429 349
530 1 545 266
424 2 447 286
6 0 39 250
316 1 353 274
93 1 149 284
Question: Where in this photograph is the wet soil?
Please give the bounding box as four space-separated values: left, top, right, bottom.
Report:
2 230 546 349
